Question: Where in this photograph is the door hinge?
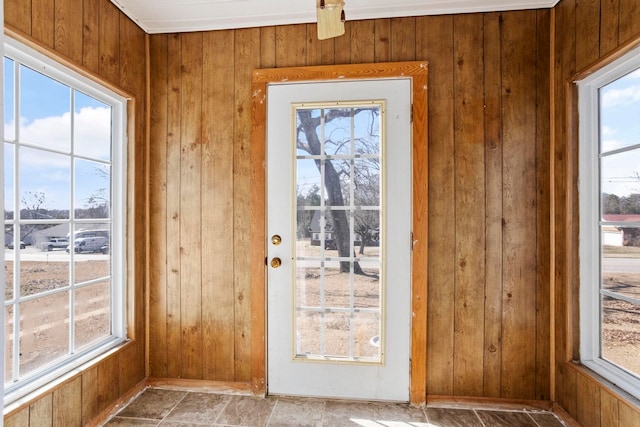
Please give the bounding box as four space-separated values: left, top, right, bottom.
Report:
410 232 414 251
410 104 414 123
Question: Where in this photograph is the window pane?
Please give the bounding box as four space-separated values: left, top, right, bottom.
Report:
75 281 111 351
602 224 640 302
20 293 70 376
74 91 111 161
600 151 640 211
5 306 14 386
72 224 110 285
4 57 14 141
600 69 640 153
19 65 71 152
19 146 71 219
601 296 640 377
20 250 70 298
5 143 14 218
74 159 110 219
323 109 352 156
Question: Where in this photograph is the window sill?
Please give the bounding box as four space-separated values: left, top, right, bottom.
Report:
3 338 134 417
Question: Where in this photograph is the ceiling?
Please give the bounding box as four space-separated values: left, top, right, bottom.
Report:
109 0 559 34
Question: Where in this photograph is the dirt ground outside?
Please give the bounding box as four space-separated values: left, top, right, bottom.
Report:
4 251 111 383
3 243 638 383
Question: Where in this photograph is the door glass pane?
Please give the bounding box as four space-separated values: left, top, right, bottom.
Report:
294 103 383 363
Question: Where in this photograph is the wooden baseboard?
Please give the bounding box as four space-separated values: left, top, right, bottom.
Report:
426 395 553 412
146 378 253 395
552 402 581 427
85 378 147 427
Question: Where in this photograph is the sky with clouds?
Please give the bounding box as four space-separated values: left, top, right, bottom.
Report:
4 58 112 213
600 69 640 197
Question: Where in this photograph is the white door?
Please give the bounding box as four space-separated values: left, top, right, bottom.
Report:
267 78 412 401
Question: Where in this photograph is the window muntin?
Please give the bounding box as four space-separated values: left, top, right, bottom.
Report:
579 46 640 399
3 38 127 403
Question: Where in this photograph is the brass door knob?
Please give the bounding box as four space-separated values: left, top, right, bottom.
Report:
270 257 282 268
271 235 282 245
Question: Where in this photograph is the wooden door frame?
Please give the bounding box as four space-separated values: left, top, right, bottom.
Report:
250 62 428 405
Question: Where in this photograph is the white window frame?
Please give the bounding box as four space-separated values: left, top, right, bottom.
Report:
578 45 640 400
3 37 128 405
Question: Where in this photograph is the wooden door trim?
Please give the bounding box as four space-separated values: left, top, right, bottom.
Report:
250 62 428 405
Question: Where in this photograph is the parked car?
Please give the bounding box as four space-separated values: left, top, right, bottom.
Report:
7 241 25 249
37 237 69 251
67 236 108 254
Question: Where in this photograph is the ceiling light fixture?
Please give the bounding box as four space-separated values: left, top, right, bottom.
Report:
316 0 346 40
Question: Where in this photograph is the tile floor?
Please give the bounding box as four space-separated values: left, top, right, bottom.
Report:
104 388 568 426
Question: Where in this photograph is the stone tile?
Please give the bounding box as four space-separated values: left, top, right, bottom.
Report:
215 395 276 427
267 397 325 426
476 410 539 426
323 400 428 426
163 392 230 424
104 417 160 426
118 389 188 420
425 408 481 426
529 412 566 427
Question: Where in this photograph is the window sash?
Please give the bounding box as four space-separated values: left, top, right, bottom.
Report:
2 38 128 404
578 44 640 401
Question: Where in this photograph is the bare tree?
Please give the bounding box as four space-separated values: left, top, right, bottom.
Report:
296 108 380 273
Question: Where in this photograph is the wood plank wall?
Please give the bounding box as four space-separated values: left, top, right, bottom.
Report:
148 10 552 401
553 0 640 425
3 0 147 425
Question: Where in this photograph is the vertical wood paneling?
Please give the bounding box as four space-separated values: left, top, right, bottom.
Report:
260 27 276 68
179 31 204 380
535 9 552 402
600 0 620 56
5 0 147 424
5 408 29 427
81 366 99 425
452 13 486 397
390 17 416 61
82 0 100 72
149 33 169 379
500 10 538 400
619 0 640 44
350 20 375 63
306 24 323 66
275 25 306 67
98 0 120 83
575 0 600 70
554 0 640 423
53 378 82 427
29 393 52 426
234 27 262 382
619 402 640 427
97 355 119 413
32 0 54 47
119 16 146 94
417 14 456 396
374 19 391 62
5 0 31 35
600 389 619 427
482 11 504 399
576 374 601 426
165 33 184 380
334 21 351 64
54 0 82 63
202 29 236 381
